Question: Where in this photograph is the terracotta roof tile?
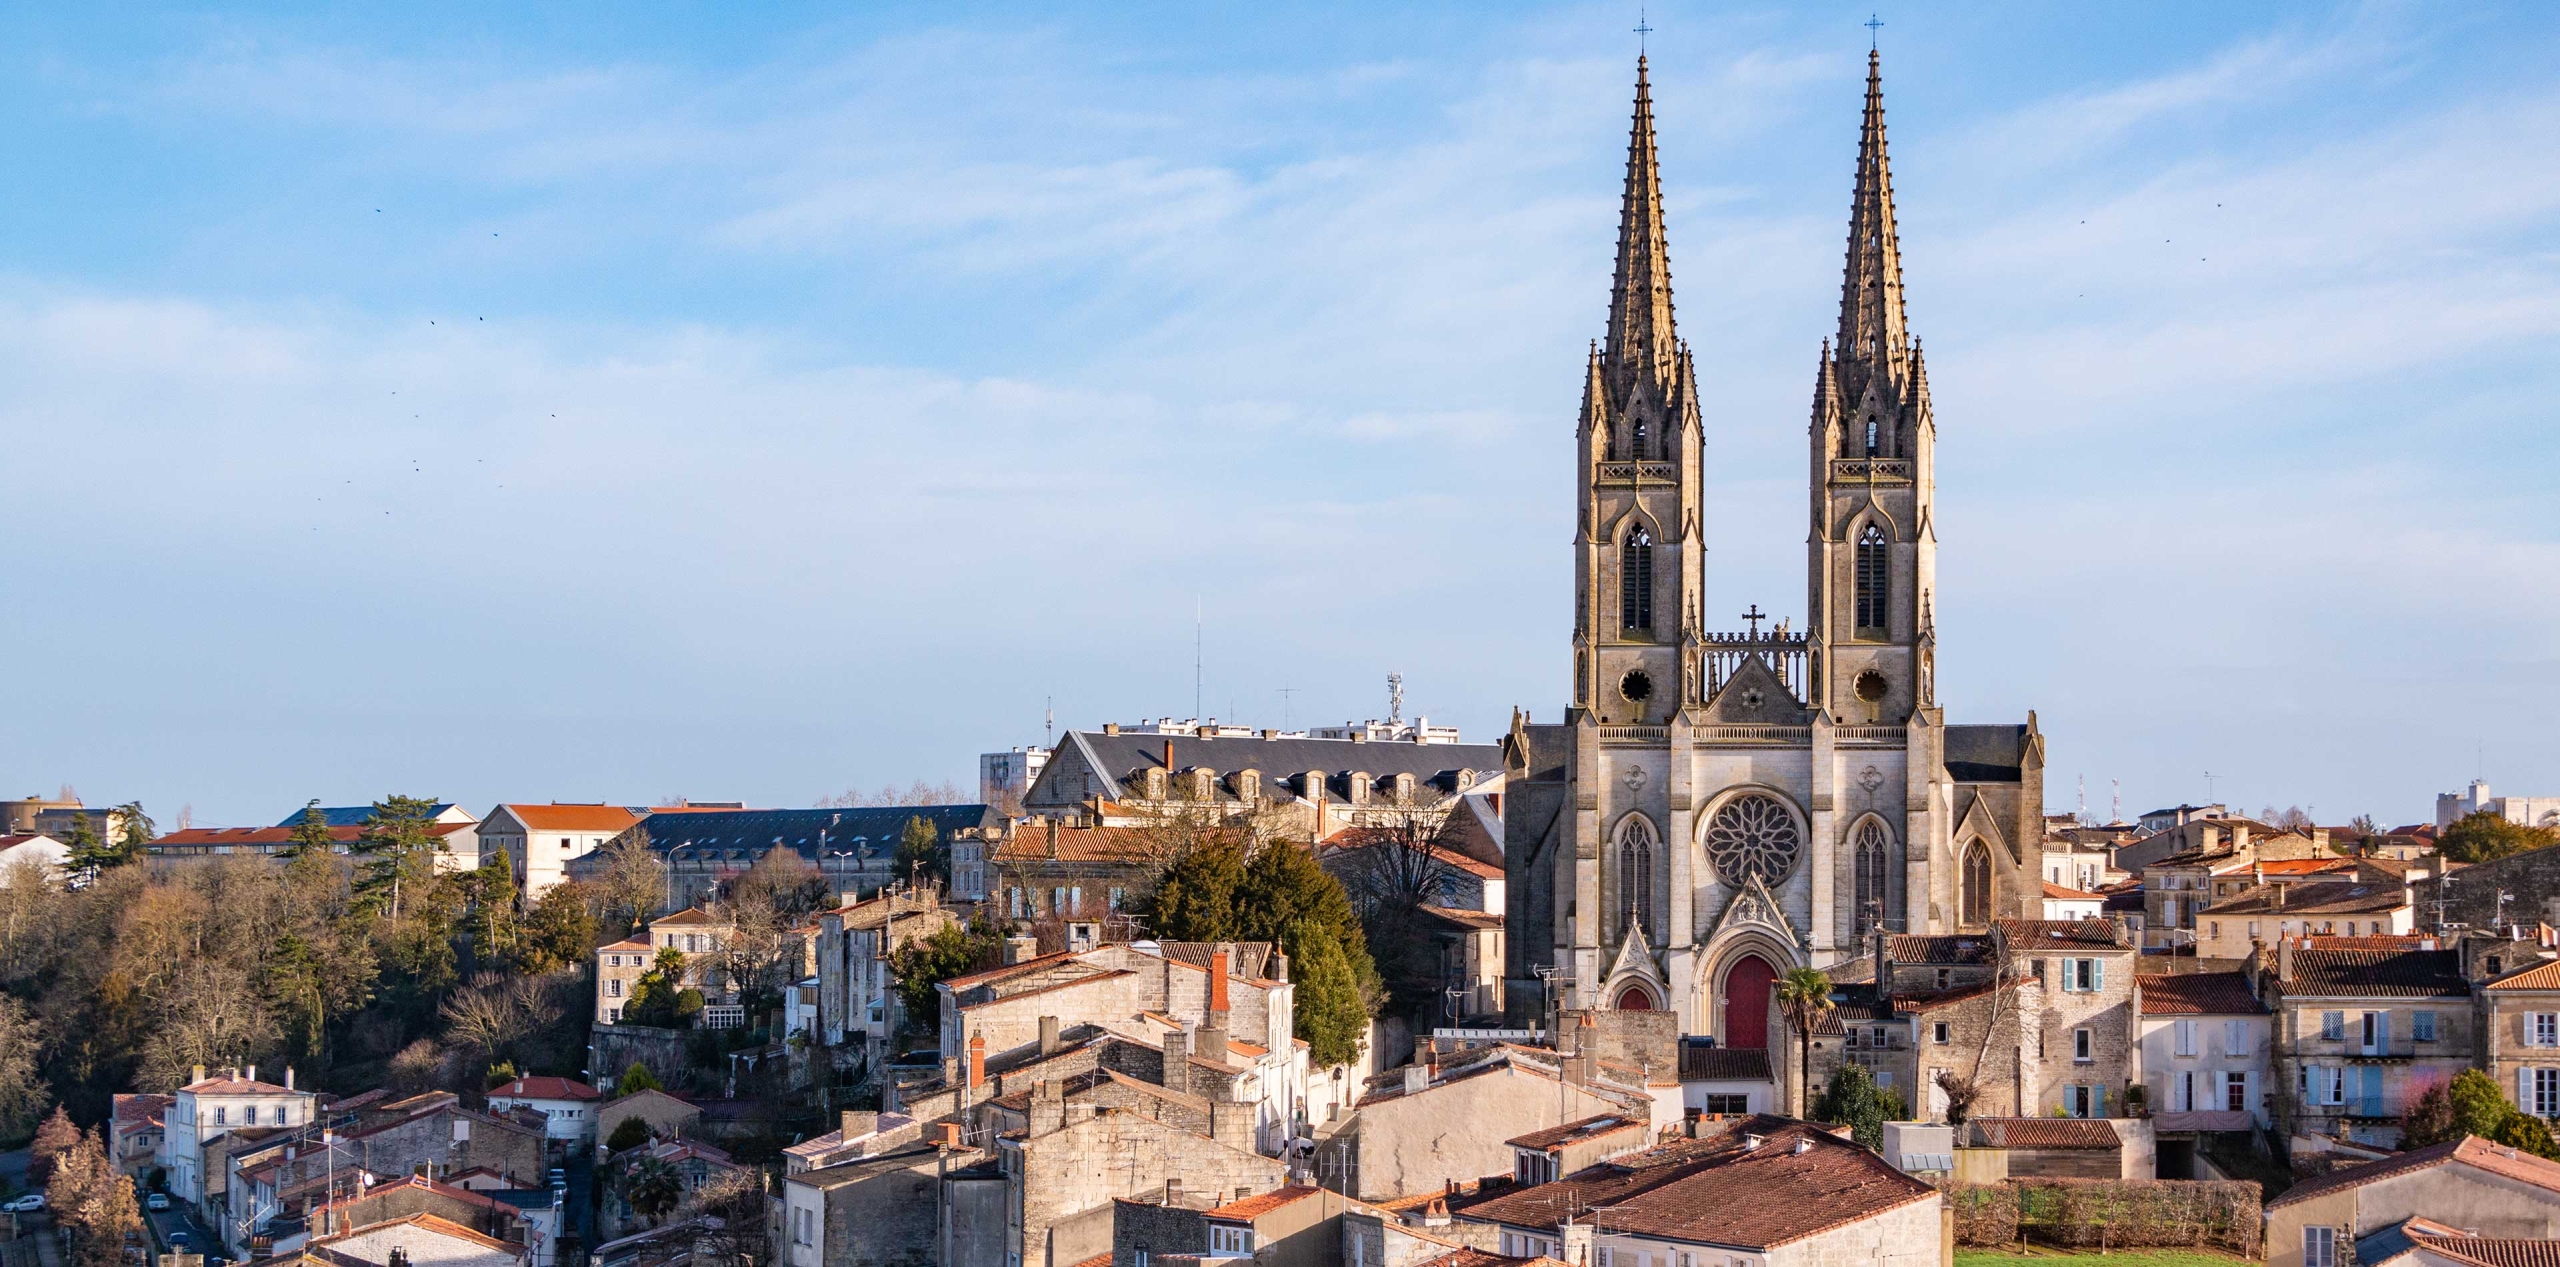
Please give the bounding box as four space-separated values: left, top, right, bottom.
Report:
2268 1136 2560 1210
2284 948 2468 998
1505 1116 1645 1151
1458 1122 1934 1249
2136 972 2265 1016
1205 1185 1320 1221
2202 881 2408 917
497 804 642 833
1968 1118 2120 1149
1887 935 1996 965
1994 919 2130 950
1678 1046 1772 1081
490 1075 601 1101
2488 960 2560 991
2041 881 2103 900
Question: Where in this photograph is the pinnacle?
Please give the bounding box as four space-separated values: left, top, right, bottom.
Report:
1605 56 1678 387
1835 46 1907 383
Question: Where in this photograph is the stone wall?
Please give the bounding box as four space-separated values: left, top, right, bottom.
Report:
1559 1008 1679 1081
1765 1190 1944 1267
1342 1064 1632 1200
814 1148 944 1267
2421 843 2560 930
1017 1109 1288 1267
590 1024 694 1093
1110 1197 1207 1267
352 1107 546 1186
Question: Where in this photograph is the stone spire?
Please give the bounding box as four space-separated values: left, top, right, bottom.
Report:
1606 57 1678 385
1835 49 1907 395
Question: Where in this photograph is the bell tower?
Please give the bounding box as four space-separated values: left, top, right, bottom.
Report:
1574 57 1705 727
1809 50 1936 726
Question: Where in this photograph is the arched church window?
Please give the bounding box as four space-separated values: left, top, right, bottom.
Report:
1854 524 1888 638
1703 794 1802 888
1630 416 1650 460
1616 816 1656 940
1961 841 1992 928
1864 417 1880 457
1853 820 1890 936
1621 527 1655 633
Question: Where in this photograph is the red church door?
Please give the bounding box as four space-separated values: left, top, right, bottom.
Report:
1723 955 1778 1050
1616 987 1653 1010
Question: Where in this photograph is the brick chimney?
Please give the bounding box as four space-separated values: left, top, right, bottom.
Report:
840 1110 877 1141
1029 1078 1067 1137
1209 945 1231 1014
966 1032 987 1092
1045 819 1059 860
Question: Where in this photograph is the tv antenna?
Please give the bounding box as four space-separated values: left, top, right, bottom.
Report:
1276 686 1297 731
1388 672 1406 725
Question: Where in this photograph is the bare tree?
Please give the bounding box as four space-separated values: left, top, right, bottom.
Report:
685 1169 771 1266
815 780 967 809
720 852 827 996
597 830 669 934
440 971 564 1076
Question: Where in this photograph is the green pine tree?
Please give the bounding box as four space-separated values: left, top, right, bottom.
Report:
283 800 337 859
61 812 109 875
352 795 445 919
1140 837 1247 942
1285 919 1370 1068
894 816 948 885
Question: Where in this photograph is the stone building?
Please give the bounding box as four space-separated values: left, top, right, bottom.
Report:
781 1142 949 1267
1324 1043 1655 1202
999 1102 1290 1267
2132 971 2270 1129
2257 941 2473 1146
567 804 990 912
2263 1137 2560 1267
812 888 957 1050
2479 959 2560 1123
1021 724 1501 841
1501 52 2047 1051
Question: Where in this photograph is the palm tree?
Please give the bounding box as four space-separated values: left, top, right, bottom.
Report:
624 1156 683 1227
1775 967 1835 1118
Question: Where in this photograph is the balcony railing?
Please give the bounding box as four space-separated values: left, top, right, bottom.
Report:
1831 458 1913 483
1702 631 1808 704
1597 461 1680 484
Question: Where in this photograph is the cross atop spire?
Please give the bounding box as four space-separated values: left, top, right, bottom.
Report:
1835 47 1907 381
1605 56 1678 385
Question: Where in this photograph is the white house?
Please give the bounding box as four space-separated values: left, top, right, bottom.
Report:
159 1066 318 1206
485 1076 603 1148
480 804 643 901
2041 881 2106 921
0 834 68 879
2134 972 2270 1125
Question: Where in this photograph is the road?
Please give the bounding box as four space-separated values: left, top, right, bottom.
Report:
144 1198 217 1263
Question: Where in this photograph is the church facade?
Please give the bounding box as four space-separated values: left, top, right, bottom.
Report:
1501 53 2046 1048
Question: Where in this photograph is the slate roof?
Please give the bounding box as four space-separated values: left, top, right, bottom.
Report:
2285 948 2469 999
2136 973 2264 1016
1053 729 1503 798
2267 1136 2560 1210
1995 919 2130 951
1677 1045 1772 1083
1943 725 2029 783
1968 1118 2120 1150
278 804 459 827
626 805 989 864
1456 1120 1936 1249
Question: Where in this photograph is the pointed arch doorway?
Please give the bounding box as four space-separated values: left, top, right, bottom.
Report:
1721 954 1778 1050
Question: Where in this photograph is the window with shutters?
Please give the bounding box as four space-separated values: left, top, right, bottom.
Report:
2539 1069 2560 1119
2227 1074 2249 1113
1621 527 1655 633
2174 1019 2196 1057
1854 524 1888 637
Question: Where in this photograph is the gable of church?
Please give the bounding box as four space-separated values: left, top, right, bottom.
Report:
1701 654 1813 726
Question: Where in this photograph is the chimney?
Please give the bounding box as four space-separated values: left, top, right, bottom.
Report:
966 1033 987 1092
1163 740 1175 773
1209 946 1231 1014
1103 723 1119 735
246 1065 257 1084
840 1110 878 1141
1268 949 1289 983
1045 819 1059 860
935 1121 963 1150
2278 935 2296 985
1165 1026 1192 1096
1199 1014 1230 1072
193 1064 206 1086
1003 935 1038 965
285 1067 295 1091
1402 1065 1429 1095
1039 1015 1061 1057
1164 1177 1183 1205
1029 1079 1067 1137
1560 1220 1593 1267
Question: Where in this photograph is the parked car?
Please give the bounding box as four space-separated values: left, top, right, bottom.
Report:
167 1231 189 1249
3 1194 45 1213
146 1194 170 1212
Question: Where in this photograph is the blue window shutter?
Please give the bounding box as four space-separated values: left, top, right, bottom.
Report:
2096 1085 2107 1117
2092 959 2105 992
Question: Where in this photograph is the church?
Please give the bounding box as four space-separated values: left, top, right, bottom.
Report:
1501 52 2047 1049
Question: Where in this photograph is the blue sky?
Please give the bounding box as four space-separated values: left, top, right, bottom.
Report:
1 2 2553 829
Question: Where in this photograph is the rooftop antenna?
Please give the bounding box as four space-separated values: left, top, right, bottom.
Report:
2112 779 2121 825
1045 696 1054 747
2077 775 2086 824
1865 12 1884 50
1388 673 1406 726
1194 597 1204 721
2204 770 2218 803
1634 5 1652 55
1276 686 1297 731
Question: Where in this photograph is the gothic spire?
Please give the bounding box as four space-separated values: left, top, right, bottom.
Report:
1606 56 1678 383
1835 49 1907 375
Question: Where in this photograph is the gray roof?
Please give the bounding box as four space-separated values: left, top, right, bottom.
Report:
1049 729 1502 798
627 806 989 864
1513 724 1575 783
1944 725 2027 783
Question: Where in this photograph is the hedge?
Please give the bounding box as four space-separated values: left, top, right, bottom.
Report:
1945 1179 2261 1255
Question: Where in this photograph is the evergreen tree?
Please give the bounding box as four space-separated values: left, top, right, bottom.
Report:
888 919 1005 1030
1810 1063 1906 1152
2438 811 2559 864
1140 836 1247 942
622 948 702 1028
352 795 446 918
617 1061 664 1094
2402 1070 2560 1158
283 801 337 859
457 849 520 970
109 803 155 867
894 815 948 885
519 882 602 975
1285 920 1370 1068
61 813 110 876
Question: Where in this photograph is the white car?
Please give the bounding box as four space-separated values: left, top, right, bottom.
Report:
146 1194 170 1212
2 1194 44 1213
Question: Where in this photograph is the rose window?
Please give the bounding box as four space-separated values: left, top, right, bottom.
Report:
1704 794 1803 887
